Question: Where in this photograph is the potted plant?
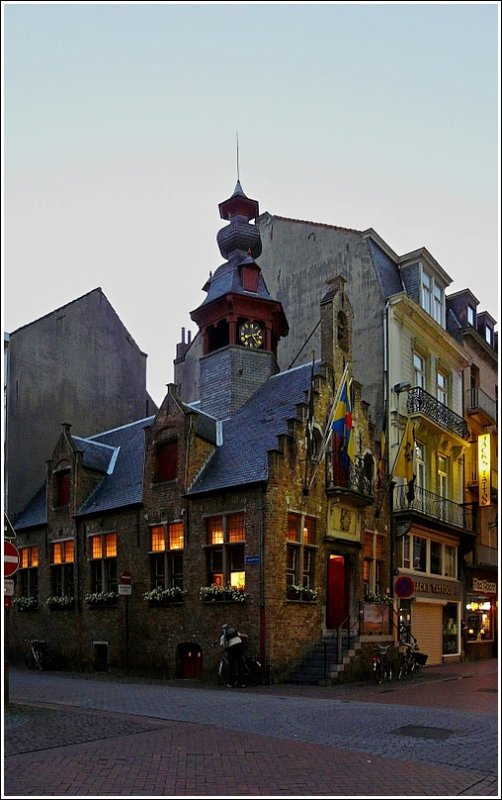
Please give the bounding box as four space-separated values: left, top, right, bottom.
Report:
301 586 318 601
142 586 186 605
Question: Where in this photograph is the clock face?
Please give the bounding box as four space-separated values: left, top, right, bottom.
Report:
239 321 264 349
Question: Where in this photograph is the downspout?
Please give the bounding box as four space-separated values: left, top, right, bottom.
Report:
258 486 267 675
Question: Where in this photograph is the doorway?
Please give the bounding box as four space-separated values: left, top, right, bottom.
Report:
326 554 350 629
176 642 203 678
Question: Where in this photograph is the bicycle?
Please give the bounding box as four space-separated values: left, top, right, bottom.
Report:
397 635 428 679
371 643 393 684
25 638 47 670
216 643 264 687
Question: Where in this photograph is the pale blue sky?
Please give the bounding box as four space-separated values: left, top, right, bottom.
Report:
3 2 500 406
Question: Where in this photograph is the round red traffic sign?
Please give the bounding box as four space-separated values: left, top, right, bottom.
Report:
120 570 132 585
4 541 20 578
394 575 415 599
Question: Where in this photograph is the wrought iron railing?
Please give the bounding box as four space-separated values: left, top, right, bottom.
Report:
327 454 373 496
465 387 497 423
394 483 473 531
407 387 469 440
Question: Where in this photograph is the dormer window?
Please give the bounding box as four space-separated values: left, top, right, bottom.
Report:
485 325 494 347
421 268 445 327
155 440 178 483
467 304 476 327
242 265 259 293
54 469 70 507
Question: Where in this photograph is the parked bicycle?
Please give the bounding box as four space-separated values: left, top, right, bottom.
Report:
25 638 47 670
397 635 428 679
216 642 264 686
371 643 394 684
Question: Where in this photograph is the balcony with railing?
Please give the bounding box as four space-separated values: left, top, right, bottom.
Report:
407 387 469 440
326 453 374 507
393 483 473 532
465 387 497 427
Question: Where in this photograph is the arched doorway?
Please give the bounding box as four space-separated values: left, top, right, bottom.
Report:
176 642 203 678
326 554 350 629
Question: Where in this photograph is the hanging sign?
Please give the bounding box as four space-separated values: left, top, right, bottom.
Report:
477 434 491 507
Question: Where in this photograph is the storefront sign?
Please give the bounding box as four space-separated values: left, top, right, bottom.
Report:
472 578 497 594
411 577 462 601
477 434 491 507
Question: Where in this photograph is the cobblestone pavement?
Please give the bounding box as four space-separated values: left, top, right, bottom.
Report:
4 659 499 797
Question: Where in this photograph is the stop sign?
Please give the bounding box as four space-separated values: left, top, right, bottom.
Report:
4 541 20 578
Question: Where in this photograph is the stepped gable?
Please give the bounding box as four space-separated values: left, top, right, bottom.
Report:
188 361 321 495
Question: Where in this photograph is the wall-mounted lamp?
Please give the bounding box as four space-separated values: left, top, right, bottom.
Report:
393 381 412 394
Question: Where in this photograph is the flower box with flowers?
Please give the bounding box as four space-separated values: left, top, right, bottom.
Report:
46 595 75 610
199 585 250 603
84 591 118 608
12 596 38 611
287 585 318 602
143 587 187 606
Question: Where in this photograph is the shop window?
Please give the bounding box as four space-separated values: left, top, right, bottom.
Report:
442 603 459 655
465 595 493 642
286 512 317 590
149 522 184 590
412 535 427 572
89 533 117 593
205 512 245 588
155 440 178 483
50 539 75 597
18 545 39 598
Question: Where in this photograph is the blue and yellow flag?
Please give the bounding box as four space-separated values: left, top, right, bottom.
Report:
331 375 355 469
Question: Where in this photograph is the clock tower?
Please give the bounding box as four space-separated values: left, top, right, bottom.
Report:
191 181 288 419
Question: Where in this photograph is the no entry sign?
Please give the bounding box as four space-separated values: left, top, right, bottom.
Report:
394 575 415 599
4 541 20 578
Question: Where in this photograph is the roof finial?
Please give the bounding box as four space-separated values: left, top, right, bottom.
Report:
236 131 240 182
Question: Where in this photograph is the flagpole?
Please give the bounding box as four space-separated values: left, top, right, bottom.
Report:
307 362 350 492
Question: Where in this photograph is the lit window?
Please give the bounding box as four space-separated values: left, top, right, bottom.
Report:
149 522 185 591
50 540 74 598
89 533 118 594
18 545 39 599
205 512 245 587
286 513 317 593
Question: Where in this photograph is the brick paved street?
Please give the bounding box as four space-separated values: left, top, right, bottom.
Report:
3 659 499 797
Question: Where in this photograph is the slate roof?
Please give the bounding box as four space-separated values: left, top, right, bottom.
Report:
188 361 319 495
72 437 118 474
76 417 154 516
367 238 403 300
13 484 47 530
13 362 318 528
201 257 273 306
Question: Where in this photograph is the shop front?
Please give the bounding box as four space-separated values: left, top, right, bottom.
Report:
396 573 463 665
464 573 497 661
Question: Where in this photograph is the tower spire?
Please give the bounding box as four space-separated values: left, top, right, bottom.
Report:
236 131 240 182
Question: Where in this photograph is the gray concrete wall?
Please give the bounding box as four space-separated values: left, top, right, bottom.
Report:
6 288 154 519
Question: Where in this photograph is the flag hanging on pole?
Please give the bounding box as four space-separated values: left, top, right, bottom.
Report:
392 418 415 482
331 372 355 473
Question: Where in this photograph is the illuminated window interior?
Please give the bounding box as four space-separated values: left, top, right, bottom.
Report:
228 513 245 542
151 526 166 552
169 523 184 550
207 516 224 544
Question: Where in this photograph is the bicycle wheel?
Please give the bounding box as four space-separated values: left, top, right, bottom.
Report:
373 661 384 685
397 655 407 680
25 651 37 670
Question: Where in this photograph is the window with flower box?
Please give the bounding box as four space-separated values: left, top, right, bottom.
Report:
149 522 184 590
18 545 39 598
286 513 316 591
205 512 245 588
88 533 117 593
50 539 75 597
